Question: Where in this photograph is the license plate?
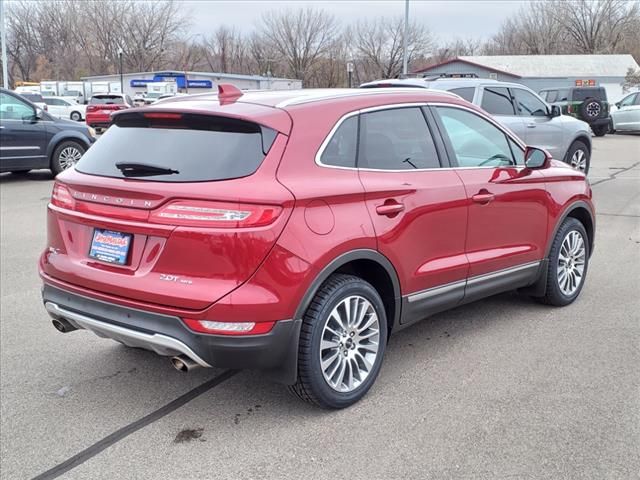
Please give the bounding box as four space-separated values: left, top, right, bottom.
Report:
89 229 132 265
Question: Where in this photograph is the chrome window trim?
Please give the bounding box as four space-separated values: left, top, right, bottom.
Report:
405 260 541 302
314 102 528 172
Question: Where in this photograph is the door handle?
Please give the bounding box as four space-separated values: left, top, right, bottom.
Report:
472 191 495 204
376 201 405 217
527 123 536 128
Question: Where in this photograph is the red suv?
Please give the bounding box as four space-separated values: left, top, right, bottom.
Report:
40 85 595 409
85 93 133 130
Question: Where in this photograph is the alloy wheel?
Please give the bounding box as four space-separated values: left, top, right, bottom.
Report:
585 101 600 117
319 295 380 393
570 149 587 171
557 230 586 296
58 146 82 170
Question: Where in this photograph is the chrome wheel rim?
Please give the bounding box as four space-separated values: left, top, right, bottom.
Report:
58 146 82 170
570 149 587 171
557 230 586 296
319 295 380 393
586 102 600 117
71 112 80 121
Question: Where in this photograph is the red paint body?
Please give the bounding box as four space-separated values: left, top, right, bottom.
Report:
40 89 594 337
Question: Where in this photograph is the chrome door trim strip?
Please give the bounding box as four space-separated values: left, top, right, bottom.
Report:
0 146 41 150
405 260 541 303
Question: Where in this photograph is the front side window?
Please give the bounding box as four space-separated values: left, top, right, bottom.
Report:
0 92 35 120
542 90 557 102
513 89 548 117
436 106 515 167
620 93 637 107
358 107 440 170
320 115 358 168
481 87 515 115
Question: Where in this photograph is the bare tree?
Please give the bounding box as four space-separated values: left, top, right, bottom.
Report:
203 26 253 74
351 17 433 82
258 8 340 85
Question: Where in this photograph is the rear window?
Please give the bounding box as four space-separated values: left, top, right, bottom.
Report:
21 93 44 102
90 95 125 105
572 88 607 102
75 113 277 182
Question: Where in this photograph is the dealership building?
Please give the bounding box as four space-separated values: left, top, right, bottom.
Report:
81 70 302 97
414 54 639 102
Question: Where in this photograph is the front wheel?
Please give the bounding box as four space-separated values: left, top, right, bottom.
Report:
289 274 388 409
51 140 86 175
538 217 589 306
566 140 590 174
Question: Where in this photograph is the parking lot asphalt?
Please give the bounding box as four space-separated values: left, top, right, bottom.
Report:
1 134 639 480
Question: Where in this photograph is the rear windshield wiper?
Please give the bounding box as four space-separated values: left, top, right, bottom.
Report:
115 162 179 177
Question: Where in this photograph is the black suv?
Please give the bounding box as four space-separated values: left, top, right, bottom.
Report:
0 88 96 175
539 86 611 136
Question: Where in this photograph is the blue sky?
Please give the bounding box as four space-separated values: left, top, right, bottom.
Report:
183 0 526 43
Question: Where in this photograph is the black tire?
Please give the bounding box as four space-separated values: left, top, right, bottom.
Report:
70 111 82 121
565 140 590 174
288 274 388 409
592 125 607 137
51 140 86 175
579 97 603 121
537 217 589 307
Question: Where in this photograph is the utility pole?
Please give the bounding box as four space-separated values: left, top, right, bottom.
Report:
402 0 409 77
118 46 123 93
347 61 354 88
1 0 9 89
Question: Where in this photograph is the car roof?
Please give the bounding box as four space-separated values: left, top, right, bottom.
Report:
360 77 528 90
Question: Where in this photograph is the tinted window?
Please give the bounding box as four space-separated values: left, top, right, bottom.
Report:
320 116 358 168
43 98 65 106
75 114 276 182
436 107 515 167
513 89 548 117
358 107 440 170
20 93 44 103
557 89 570 101
571 88 606 101
619 93 637 107
0 92 35 120
90 95 125 105
449 87 475 102
481 87 515 115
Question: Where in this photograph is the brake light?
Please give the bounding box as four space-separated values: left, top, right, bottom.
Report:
51 183 75 209
149 200 281 228
567 104 572 113
183 318 275 335
144 112 182 120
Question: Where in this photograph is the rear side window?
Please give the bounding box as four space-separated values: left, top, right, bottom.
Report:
21 93 44 103
481 87 515 115
320 116 358 168
358 107 440 170
449 87 475 102
90 96 124 105
75 113 277 182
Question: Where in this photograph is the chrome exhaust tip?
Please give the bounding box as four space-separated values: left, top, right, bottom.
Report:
170 355 200 372
52 318 78 333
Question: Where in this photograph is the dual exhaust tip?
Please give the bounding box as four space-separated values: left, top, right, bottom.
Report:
51 318 200 373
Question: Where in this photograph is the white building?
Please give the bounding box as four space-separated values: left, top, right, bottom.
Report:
80 70 302 98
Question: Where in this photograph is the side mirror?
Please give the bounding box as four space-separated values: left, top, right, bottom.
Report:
524 146 551 169
35 108 44 120
549 105 561 117
615 102 621 108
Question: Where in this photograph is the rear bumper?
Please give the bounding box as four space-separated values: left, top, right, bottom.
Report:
42 284 301 374
590 117 611 127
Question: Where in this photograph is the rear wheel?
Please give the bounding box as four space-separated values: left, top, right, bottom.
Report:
70 111 82 121
566 140 590 174
289 274 387 409
592 125 607 137
538 217 589 306
51 140 85 175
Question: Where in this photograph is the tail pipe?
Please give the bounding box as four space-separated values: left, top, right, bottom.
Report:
52 317 78 333
170 355 201 372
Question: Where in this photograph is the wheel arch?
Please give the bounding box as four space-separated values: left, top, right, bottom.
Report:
46 133 90 167
547 201 595 258
293 249 402 335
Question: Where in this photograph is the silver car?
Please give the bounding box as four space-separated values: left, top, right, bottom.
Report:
361 78 593 173
611 92 640 133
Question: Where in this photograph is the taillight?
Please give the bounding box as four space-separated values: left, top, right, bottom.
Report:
183 318 275 335
567 104 572 113
87 105 98 112
149 200 281 228
51 183 75 209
